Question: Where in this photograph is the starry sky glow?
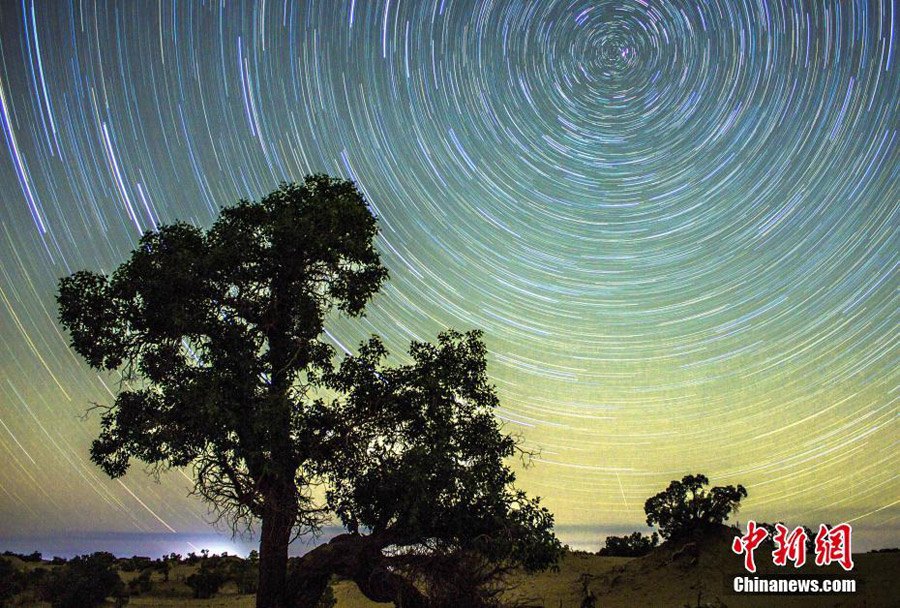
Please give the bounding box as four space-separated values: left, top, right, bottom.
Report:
0 0 898 555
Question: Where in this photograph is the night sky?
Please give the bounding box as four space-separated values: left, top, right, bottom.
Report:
0 0 898 557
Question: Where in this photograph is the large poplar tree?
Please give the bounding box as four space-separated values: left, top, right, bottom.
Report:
57 175 387 607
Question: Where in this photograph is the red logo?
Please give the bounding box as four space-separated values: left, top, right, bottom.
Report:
731 520 768 573
732 521 854 572
814 523 854 571
772 523 808 567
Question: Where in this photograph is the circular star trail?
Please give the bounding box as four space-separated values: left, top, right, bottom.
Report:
0 0 897 553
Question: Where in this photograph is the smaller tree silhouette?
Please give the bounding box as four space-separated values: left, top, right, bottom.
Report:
644 474 746 540
287 330 562 606
598 531 659 557
40 552 124 608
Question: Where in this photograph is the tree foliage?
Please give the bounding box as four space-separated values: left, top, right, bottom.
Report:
57 175 561 607
290 330 562 607
186 561 226 599
40 552 124 608
58 176 386 528
598 531 659 557
644 474 747 540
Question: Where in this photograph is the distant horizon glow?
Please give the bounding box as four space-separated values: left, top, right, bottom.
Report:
2 522 898 560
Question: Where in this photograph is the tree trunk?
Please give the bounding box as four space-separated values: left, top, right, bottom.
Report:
289 567 331 607
287 532 431 608
353 566 429 608
257 481 297 608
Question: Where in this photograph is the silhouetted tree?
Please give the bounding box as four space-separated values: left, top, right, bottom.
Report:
598 531 659 557
58 176 560 607
40 552 124 608
13 551 42 563
644 474 747 540
288 331 562 607
57 176 387 608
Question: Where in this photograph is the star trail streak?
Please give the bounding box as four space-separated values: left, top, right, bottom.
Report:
0 0 898 554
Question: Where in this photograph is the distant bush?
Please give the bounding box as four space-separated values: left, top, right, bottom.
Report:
155 558 171 581
127 569 153 595
645 474 747 540
119 556 152 572
598 531 659 557
3 550 43 563
0 558 25 602
40 552 124 608
185 562 225 599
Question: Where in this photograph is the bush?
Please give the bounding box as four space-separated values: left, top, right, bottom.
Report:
2 550 42 562
40 552 124 608
185 562 225 599
316 585 337 608
119 556 152 572
127 569 153 595
154 559 171 581
0 558 25 602
598 531 659 557
644 474 747 540
228 558 259 594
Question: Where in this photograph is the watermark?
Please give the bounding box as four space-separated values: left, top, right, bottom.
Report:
731 575 857 595
731 520 854 572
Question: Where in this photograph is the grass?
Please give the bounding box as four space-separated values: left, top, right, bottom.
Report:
4 535 899 607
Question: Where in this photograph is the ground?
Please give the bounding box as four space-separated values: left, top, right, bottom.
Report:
3 529 899 607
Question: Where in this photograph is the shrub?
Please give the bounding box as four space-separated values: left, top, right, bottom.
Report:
40 552 124 608
316 585 337 608
127 569 153 595
229 558 259 594
185 563 225 599
119 556 152 572
0 558 25 603
598 531 659 557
